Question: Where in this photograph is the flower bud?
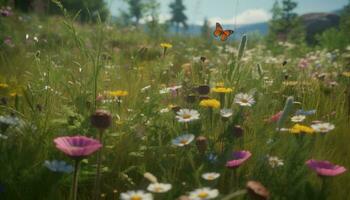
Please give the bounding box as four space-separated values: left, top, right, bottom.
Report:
196 136 208 154
246 181 270 200
197 85 210 95
91 109 112 131
232 125 244 138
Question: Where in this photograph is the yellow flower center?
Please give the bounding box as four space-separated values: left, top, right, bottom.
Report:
207 175 214 180
241 99 248 103
198 192 209 198
182 114 192 119
154 186 163 192
180 139 188 144
131 195 142 200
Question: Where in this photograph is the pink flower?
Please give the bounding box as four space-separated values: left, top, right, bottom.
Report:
54 136 102 158
298 58 309 69
226 150 252 168
306 159 347 177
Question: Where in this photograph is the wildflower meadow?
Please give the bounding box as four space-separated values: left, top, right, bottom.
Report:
1 0 350 199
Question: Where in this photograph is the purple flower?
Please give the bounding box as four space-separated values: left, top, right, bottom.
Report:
3 37 14 47
226 150 252 168
0 7 12 17
54 136 102 159
306 159 347 177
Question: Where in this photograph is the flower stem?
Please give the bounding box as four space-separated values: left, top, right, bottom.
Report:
71 160 81 200
94 130 104 200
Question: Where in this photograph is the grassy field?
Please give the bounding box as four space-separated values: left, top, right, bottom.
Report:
1 10 350 200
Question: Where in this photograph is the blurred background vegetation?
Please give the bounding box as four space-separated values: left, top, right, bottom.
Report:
0 0 350 50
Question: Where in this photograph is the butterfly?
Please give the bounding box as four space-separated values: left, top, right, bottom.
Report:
213 22 234 41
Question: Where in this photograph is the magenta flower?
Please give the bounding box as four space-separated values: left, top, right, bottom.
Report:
306 159 347 177
226 150 252 168
54 136 102 158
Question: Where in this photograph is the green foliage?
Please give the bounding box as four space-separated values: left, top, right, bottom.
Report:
317 1 350 50
201 18 211 39
169 0 187 32
49 0 109 22
317 28 348 50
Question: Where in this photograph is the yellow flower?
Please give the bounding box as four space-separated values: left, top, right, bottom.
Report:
160 43 173 49
9 92 19 97
0 83 9 90
289 124 314 134
108 90 128 97
199 99 220 109
342 71 350 78
212 87 234 93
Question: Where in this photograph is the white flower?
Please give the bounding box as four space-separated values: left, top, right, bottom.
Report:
0 134 8 140
159 108 170 113
147 183 172 193
120 190 153 200
141 85 151 92
159 88 170 94
268 156 284 168
311 122 335 133
168 85 182 91
291 115 306 122
172 134 195 147
144 172 158 183
220 109 233 118
176 109 200 123
189 187 219 200
201 172 220 181
234 93 255 107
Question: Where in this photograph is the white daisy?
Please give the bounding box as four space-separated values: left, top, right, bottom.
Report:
267 156 284 168
201 172 220 181
234 93 255 107
311 122 335 133
176 109 200 123
220 109 233 118
189 187 219 200
147 183 172 193
120 190 153 200
172 134 195 147
291 115 306 122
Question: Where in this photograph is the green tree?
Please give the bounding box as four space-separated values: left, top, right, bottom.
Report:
318 0 350 50
14 0 33 12
268 0 304 44
201 18 210 39
340 0 350 34
124 0 145 25
169 0 187 32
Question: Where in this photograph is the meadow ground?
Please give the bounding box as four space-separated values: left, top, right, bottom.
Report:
1 11 350 200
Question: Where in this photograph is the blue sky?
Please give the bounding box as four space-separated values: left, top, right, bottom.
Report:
106 0 349 25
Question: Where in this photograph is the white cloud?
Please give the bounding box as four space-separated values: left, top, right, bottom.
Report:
140 14 171 24
206 9 271 25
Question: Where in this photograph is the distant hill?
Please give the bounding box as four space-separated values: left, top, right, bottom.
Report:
179 22 269 38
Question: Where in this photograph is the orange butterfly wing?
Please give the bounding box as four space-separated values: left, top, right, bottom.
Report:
213 22 223 37
220 30 234 41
